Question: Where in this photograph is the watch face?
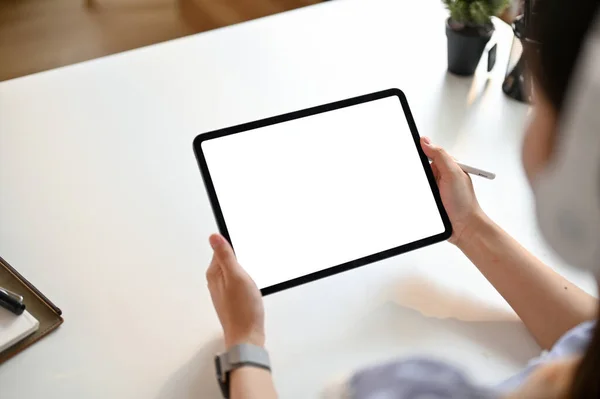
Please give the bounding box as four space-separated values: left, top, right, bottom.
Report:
215 355 230 398
214 345 272 398
215 355 224 381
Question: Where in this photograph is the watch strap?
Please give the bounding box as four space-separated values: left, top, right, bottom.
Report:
215 343 271 398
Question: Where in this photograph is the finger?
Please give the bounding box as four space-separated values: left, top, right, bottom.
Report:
420 137 462 177
206 252 220 281
209 234 238 272
430 162 441 182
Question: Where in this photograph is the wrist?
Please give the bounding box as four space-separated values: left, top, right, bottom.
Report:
225 330 266 350
454 209 493 250
216 342 274 399
229 365 276 399
230 364 272 378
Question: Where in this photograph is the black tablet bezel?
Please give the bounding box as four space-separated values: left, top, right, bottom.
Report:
193 88 452 295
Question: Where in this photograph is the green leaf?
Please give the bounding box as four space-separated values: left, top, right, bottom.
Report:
491 0 510 15
442 0 507 26
469 1 490 25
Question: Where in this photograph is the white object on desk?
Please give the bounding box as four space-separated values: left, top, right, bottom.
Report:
0 310 39 353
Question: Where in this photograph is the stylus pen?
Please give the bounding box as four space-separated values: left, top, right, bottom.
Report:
456 162 496 180
429 159 496 180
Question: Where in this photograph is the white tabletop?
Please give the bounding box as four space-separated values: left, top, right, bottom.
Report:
0 0 596 398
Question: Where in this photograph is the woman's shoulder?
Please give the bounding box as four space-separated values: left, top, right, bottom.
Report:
550 320 596 356
323 358 497 399
498 320 596 392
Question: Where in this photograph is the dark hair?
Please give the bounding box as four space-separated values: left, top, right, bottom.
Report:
526 1 600 398
528 0 600 111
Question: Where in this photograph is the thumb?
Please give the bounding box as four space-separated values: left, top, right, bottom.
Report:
209 234 238 271
420 137 461 176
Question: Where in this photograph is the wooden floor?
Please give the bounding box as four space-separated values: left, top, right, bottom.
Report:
0 0 320 82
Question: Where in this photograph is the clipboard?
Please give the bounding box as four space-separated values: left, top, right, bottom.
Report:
0 255 63 364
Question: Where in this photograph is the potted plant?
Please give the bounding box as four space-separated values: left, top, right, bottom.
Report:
443 0 509 75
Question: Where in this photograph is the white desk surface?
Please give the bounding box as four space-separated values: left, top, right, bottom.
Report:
0 0 596 397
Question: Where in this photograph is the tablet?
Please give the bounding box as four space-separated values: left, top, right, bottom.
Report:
193 89 451 295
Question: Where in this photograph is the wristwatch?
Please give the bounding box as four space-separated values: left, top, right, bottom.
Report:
214 343 271 398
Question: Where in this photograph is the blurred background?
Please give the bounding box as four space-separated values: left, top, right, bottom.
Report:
0 0 320 82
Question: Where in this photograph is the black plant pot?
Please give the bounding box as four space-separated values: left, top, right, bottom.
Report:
446 19 493 76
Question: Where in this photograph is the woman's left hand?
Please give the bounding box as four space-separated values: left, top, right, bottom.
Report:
206 234 265 349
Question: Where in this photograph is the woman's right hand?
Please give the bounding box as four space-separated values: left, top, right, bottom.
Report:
420 137 485 246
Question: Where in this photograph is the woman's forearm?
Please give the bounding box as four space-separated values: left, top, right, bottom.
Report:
230 366 277 399
457 211 597 349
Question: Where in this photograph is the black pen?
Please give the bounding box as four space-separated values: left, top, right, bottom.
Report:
0 286 25 315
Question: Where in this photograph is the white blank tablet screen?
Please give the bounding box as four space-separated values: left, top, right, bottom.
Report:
201 95 446 290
